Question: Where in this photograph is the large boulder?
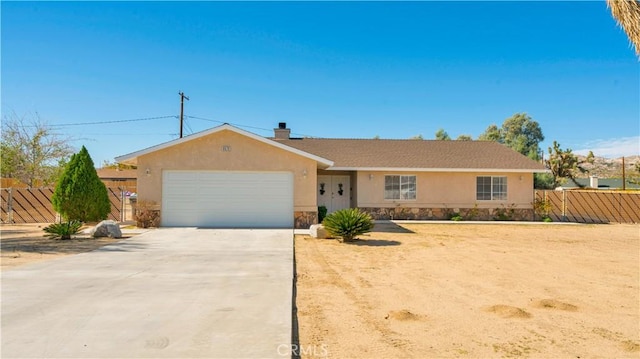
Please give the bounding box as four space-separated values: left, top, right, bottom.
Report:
310 224 329 239
90 220 122 238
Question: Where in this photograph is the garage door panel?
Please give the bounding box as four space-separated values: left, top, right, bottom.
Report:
162 171 293 228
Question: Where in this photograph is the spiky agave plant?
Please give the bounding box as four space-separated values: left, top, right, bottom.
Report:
322 208 374 242
43 220 83 240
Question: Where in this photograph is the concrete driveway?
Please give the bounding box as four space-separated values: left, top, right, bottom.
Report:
1 228 294 358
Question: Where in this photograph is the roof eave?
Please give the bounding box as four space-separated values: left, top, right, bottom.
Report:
327 167 549 173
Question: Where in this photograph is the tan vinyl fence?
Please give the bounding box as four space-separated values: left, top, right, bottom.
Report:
1 187 132 224
535 190 640 224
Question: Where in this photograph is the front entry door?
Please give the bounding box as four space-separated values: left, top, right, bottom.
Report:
318 175 350 213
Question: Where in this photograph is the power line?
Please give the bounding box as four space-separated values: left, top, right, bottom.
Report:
184 115 225 124
71 133 176 136
186 115 273 133
184 117 194 136
47 115 177 127
185 115 317 138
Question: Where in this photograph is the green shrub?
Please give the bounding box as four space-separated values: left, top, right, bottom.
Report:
542 216 553 222
450 214 463 221
322 208 374 242
52 146 110 222
43 220 83 240
318 205 328 223
533 197 552 221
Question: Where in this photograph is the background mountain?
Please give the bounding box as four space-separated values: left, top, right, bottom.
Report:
572 155 640 178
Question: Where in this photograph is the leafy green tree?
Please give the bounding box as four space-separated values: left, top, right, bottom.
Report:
409 134 424 140
1 112 74 187
52 146 110 222
545 141 592 188
534 173 555 189
479 113 544 160
456 134 472 141
477 124 502 142
502 113 544 159
434 129 451 140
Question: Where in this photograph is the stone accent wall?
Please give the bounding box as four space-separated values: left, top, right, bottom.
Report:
360 207 534 221
294 211 318 229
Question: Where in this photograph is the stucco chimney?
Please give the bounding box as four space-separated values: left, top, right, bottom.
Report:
589 176 599 189
274 122 290 139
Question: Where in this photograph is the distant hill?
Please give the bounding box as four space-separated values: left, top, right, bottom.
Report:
571 155 640 179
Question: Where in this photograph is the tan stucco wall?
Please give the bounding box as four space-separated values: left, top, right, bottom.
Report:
356 171 535 209
136 130 318 213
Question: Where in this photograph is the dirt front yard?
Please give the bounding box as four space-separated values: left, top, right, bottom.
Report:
0 223 123 271
294 222 640 358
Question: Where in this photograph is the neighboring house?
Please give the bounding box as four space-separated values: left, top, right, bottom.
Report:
0 178 30 189
556 177 640 190
115 123 546 228
96 168 138 193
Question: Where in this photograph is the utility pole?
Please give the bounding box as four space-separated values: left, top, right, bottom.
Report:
179 91 189 138
622 156 626 190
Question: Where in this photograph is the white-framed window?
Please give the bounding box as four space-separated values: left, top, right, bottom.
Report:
385 175 416 200
476 176 507 201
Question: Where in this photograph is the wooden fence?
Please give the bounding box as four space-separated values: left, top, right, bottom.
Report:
535 190 640 224
3 187 637 225
1 188 127 224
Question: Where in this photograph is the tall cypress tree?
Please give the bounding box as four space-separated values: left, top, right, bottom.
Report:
52 146 110 222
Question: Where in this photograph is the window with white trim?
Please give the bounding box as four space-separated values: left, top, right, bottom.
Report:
385 175 416 200
476 176 507 200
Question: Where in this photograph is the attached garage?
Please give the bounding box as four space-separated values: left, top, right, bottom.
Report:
114 124 333 229
162 171 294 228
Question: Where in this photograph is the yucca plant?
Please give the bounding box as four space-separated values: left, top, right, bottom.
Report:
43 220 83 240
322 208 374 242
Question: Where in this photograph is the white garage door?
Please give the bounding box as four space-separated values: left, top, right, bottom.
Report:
162 171 294 228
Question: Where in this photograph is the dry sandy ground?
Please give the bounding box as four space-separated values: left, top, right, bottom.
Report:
3 222 638 358
1 223 122 271
294 222 640 359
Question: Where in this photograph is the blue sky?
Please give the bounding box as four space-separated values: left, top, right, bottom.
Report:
2 1 638 166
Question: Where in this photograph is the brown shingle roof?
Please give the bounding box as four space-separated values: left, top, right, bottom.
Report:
96 168 137 179
277 138 546 171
